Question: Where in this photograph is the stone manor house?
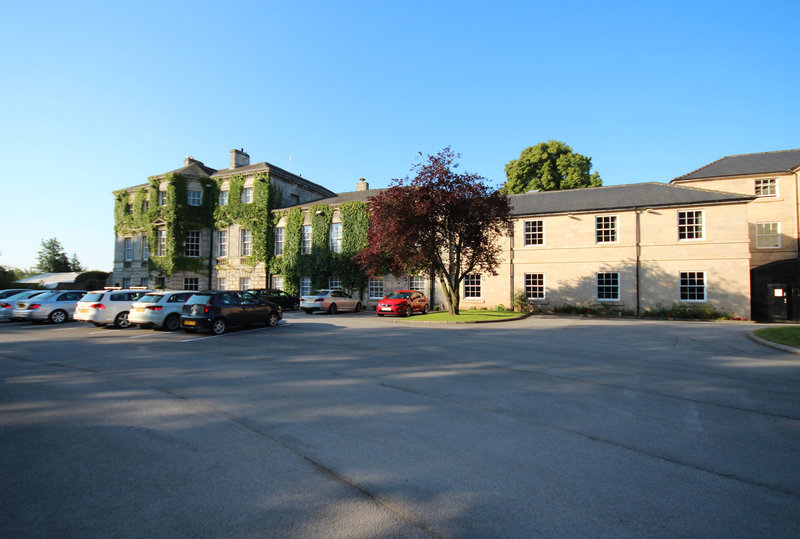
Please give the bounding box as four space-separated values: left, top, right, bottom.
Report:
111 148 800 322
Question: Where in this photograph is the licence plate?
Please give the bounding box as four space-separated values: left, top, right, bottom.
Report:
79 308 88 313
381 307 392 311
135 307 144 312
184 320 196 326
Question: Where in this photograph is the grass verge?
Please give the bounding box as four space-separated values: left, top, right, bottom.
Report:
753 327 800 348
403 311 525 323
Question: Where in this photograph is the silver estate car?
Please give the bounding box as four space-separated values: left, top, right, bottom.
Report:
129 290 195 331
74 288 153 328
12 290 86 324
300 289 362 314
0 290 51 321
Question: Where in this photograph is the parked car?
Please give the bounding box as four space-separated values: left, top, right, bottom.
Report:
0 289 28 299
129 290 195 330
73 288 153 328
180 290 282 335
0 290 51 321
248 288 300 311
12 290 86 324
376 290 430 317
300 289 362 314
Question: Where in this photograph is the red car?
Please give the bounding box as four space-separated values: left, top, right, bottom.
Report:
376 290 430 317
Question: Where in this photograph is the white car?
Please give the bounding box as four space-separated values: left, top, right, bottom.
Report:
0 290 52 321
12 290 86 324
300 289 362 314
129 290 195 331
74 288 153 328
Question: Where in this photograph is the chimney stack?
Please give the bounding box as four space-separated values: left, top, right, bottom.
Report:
357 178 369 191
184 156 203 167
230 148 250 169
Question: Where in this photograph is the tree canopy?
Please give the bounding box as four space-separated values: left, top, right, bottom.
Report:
35 238 83 273
356 148 511 315
502 140 602 194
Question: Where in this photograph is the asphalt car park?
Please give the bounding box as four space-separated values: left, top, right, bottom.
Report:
1 314 799 537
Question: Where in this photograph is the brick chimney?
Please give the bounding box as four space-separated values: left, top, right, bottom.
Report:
230 148 250 169
184 156 203 167
357 178 369 191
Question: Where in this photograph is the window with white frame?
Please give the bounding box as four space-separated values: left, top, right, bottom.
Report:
596 216 617 243
756 222 780 248
274 227 285 255
525 273 545 300
409 275 425 292
216 278 226 291
219 190 229 206
125 203 133 215
158 190 167 206
140 277 149 287
240 277 250 290
187 190 202 206
141 234 149 260
329 222 342 253
524 220 544 246
597 272 620 301
272 275 284 290
157 230 167 257
368 276 384 299
329 276 342 290
678 210 704 240
241 187 253 204
123 237 133 261
184 277 199 291
464 274 482 298
755 178 777 197
122 277 131 288
301 225 312 254
680 271 705 301
156 277 166 288
299 276 311 296
241 229 252 256
217 229 228 257
185 230 201 257
143 199 149 212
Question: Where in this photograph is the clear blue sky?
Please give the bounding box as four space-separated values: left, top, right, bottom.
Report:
2 0 798 272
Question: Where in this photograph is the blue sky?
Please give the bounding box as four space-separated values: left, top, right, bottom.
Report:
1 0 798 271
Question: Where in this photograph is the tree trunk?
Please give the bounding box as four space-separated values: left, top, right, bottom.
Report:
438 274 460 315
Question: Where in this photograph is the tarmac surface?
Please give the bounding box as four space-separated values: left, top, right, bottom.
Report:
1 312 799 537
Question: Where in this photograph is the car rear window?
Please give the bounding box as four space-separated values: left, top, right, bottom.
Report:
81 293 104 302
138 294 163 304
185 294 213 305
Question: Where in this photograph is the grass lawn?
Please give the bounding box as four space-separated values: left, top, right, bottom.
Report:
403 310 525 323
754 326 800 348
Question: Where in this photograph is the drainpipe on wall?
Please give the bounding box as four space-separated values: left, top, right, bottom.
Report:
795 171 800 256
509 220 515 309
635 209 642 316
208 229 215 290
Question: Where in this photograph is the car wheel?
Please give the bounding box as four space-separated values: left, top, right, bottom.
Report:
49 310 68 324
163 314 180 331
328 303 338 314
404 305 412 317
423 304 430 314
266 312 279 327
355 302 362 313
114 311 131 328
210 318 226 335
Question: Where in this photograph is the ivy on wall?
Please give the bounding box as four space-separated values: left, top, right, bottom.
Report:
270 201 369 296
113 173 216 276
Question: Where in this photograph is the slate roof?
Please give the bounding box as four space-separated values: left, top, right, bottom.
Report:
673 149 800 181
509 182 752 217
289 188 387 210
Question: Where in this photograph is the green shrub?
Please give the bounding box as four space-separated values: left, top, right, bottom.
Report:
643 302 734 320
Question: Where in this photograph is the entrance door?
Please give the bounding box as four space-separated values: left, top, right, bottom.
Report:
767 284 789 320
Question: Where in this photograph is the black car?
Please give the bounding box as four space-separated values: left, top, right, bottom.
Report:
180 290 282 335
248 288 300 311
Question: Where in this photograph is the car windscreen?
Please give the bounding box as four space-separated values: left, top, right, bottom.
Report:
137 294 163 304
185 294 213 305
81 293 105 302
387 292 411 299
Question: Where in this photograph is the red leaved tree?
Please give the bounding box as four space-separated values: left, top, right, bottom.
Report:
356 148 511 315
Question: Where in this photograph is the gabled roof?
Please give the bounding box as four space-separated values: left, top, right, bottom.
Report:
673 149 800 181
213 161 336 198
509 182 752 217
160 161 218 178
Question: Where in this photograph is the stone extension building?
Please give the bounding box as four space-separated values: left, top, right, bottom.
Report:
112 148 800 321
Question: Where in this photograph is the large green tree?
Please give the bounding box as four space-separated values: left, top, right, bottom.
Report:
502 140 602 194
35 238 82 273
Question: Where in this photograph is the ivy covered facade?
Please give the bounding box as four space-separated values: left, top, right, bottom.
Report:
112 149 434 304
